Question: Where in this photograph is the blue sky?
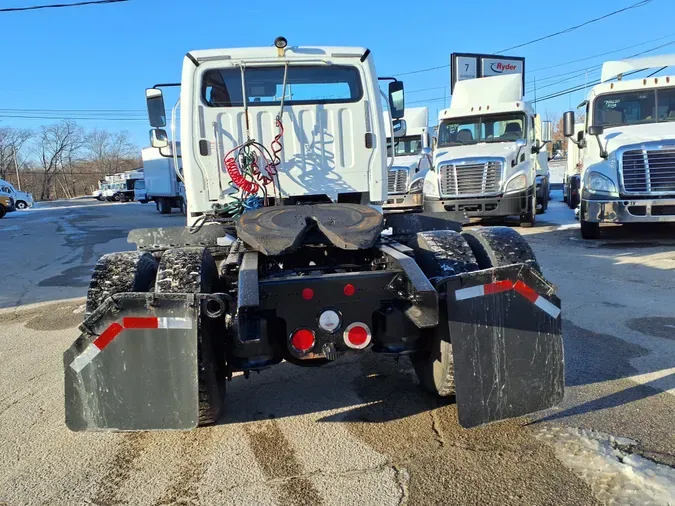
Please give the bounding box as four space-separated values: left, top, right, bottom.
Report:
0 0 672 149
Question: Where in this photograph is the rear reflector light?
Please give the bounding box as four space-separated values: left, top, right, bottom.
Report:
343 284 356 296
301 288 314 300
290 329 315 353
318 310 341 333
343 322 371 349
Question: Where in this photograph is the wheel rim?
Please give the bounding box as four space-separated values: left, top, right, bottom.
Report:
17 202 26 209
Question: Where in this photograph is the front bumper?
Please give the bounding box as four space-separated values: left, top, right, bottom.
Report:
383 192 423 212
424 187 531 217
582 196 675 223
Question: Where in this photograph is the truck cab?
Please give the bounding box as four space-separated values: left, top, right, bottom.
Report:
565 56 675 239
383 107 432 213
423 74 552 227
563 122 585 209
0 179 33 209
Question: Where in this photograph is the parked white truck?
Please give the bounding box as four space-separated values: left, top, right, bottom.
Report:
141 145 186 214
63 38 563 432
564 55 675 239
383 107 432 212
423 74 552 226
101 170 144 202
563 122 584 209
0 178 33 209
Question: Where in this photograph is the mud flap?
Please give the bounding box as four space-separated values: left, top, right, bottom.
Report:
442 264 564 428
64 293 200 431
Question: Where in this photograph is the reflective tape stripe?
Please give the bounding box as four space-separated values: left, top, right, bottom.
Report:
92 322 123 350
513 281 539 303
484 280 513 295
455 285 486 301
123 317 159 329
70 316 193 373
70 344 101 373
157 317 192 329
455 279 560 319
534 296 561 319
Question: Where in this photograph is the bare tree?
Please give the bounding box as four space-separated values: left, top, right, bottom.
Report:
85 129 137 177
0 127 32 181
34 120 83 200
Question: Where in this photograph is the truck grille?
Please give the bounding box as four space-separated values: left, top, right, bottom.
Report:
622 148 675 194
388 169 408 194
439 161 502 196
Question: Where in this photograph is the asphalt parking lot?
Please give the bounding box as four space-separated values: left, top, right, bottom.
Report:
0 195 673 505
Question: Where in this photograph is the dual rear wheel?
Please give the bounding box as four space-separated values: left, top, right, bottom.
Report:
410 227 539 397
85 247 223 426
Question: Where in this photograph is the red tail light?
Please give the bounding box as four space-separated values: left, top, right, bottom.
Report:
343 323 371 349
343 283 356 296
290 329 315 353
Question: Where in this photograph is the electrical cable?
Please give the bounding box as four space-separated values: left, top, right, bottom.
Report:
391 0 657 77
0 0 129 13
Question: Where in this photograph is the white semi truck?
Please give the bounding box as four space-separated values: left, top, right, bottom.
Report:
423 74 552 226
383 107 432 212
141 145 186 214
562 122 585 209
63 38 563 432
564 55 675 239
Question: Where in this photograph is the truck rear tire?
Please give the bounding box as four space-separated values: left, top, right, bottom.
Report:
156 247 223 426
85 252 158 316
520 189 536 227
409 230 479 397
581 220 600 240
461 226 540 271
158 198 171 214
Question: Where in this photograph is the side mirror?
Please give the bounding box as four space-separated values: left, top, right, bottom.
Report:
146 88 167 128
541 120 553 143
392 119 407 138
388 81 405 120
150 128 169 149
515 138 527 148
588 125 604 136
563 111 575 138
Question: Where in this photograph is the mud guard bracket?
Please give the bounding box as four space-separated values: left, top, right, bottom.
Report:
442 264 564 428
64 293 200 431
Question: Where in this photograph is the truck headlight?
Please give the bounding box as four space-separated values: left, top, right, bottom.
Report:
587 171 617 194
505 174 528 193
409 178 424 194
423 178 439 198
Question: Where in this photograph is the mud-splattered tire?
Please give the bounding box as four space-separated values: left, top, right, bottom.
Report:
461 226 540 271
85 252 158 316
156 247 223 426
409 230 478 397
409 230 479 280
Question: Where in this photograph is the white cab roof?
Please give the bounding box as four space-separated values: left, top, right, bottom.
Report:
601 54 675 82
188 46 368 63
439 74 530 121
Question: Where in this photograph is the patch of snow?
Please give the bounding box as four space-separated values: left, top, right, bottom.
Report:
536 426 675 505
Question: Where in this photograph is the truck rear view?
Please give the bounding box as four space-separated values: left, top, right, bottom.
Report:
64 39 563 432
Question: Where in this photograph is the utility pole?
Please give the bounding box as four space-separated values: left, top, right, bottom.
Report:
13 147 21 191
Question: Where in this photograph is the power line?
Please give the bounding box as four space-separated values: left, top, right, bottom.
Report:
391 0 657 77
496 0 656 53
0 0 129 13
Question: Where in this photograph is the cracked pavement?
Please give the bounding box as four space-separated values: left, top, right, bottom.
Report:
0 195 674 505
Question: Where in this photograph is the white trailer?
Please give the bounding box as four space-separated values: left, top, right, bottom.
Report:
564 55 675 238
423 74 552 226
383 107 432 212
101 170 144 202
141 145 185 214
